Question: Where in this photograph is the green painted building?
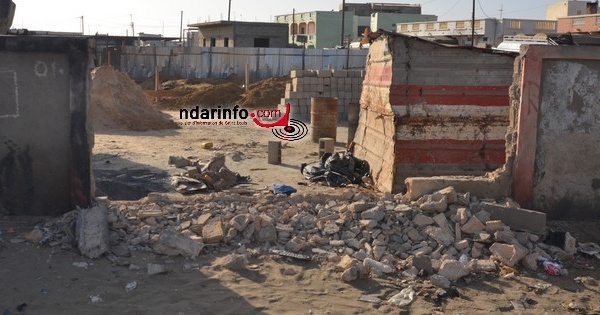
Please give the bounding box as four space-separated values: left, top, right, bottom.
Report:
275 7 437 48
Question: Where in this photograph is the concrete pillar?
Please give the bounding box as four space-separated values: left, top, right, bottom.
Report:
268 141 282 165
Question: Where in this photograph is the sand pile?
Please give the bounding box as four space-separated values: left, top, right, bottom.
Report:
239 76 290 108
91 66 179 131
176 82 243 107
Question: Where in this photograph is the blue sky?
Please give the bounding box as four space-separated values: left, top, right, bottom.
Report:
13 0 561 37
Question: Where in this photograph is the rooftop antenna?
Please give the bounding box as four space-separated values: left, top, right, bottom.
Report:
228 0 232 21
499 4 504 19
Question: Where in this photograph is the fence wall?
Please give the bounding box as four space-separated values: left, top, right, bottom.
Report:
116 46 369 80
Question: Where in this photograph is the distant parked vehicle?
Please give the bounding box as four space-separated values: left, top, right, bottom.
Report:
493 33 557 53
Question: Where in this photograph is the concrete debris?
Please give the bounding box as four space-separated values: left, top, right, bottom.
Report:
76 204 110 259
32 185 556 286
438 259 470 282
147 263 168 276
170 154 250 194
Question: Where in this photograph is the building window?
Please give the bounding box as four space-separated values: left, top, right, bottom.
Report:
573 18 585 26
254 38 270 47
438 22 448 30
411 23 420 32
291 23 298 35
224 37 229 47
210 38 216 47
535 21 556 31
400 24 409 32
456 21 465 29
308 21 316 35
508 20 522 29
202 38 206 47
299 22 307 34
473 20 482 29
426 22 434 31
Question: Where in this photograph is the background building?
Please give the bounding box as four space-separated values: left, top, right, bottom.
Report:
547 0 598 20
188 21 288 48
275 3 436 48
396 18 557 47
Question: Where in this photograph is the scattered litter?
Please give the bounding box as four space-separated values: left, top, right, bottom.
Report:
269 249 311 261
15 303 27 312
531 283 552 294
359 295 382 304
537 257 564 276
510 294 536 311
301 151 370 187
201 142 214 149
574 276 598 286
387 287 415 307
89 295 103 303
72 262 89 269
125 281 137 292
271 184 297 195
578 242 600 259
568 301 587 312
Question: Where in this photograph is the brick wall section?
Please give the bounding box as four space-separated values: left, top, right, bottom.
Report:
557 14 600 33
281 69 364 122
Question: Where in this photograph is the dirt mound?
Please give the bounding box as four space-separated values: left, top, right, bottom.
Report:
239 76 290 108
175 82 244 107
91 66 179 132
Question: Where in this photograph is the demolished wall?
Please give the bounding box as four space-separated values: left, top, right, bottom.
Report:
512 46 600 219
353 32 516 193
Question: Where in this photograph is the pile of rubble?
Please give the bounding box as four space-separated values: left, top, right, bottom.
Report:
168 154 250 194
22 185 580 289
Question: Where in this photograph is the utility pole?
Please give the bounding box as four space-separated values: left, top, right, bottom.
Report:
471 0 475 47
499 4 504 19
130 14 135 37
292 8 296 45
341 0 346 46
228 0 232 21
80 16 84 35
180 11 183 42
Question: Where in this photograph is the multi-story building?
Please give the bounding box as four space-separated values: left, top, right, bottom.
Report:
395 18 557 47
558 13 600 32
274 3 436 48
547 0 598 20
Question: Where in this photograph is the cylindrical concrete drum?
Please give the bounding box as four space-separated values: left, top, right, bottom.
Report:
311 97 338 143
347 102 360 144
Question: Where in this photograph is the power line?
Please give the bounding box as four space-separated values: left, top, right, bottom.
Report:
477 0 491 18
439 0 463 18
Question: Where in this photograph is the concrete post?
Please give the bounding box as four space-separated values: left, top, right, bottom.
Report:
319 138 335 158
268 141 281 164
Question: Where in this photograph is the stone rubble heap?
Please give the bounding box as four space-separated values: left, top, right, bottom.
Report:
29 186 572 287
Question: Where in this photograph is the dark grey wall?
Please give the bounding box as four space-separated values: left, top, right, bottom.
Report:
0 36 92 216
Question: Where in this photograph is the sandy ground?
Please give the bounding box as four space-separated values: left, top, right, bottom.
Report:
2 111 600 314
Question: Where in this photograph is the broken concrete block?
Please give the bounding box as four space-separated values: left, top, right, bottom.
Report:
168 156 190 168
404 177 510 202
454 239 470 251
217 254 248 270
348 201 371 213
424 226 454 247
229 214 252 231
430 274 451 289
159 229 205 259
363 258 393 274
76 204 110 259
522 253 539 271
494 230 517 244
256 222 277 242
341 267 358 282
408 254 433 275
419 193 448 213
147 263 168 276
406 227 425 242
337 255 358 271
456 207 470 225
361 207 385 221
485 220 505 233
461 216 485 234
466 259 497 272
202 219 225 244
413 214 434 227
438 260 470 281
489 242 529 267
435 186 457 204
285 236 308 253
471 246 482 258
470 202 546 234
564 232 577 256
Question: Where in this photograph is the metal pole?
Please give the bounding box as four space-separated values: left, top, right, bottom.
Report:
292 8 295 46
228 0 232 21
471 0 475 47
180 11 183 42
341 0 346 46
